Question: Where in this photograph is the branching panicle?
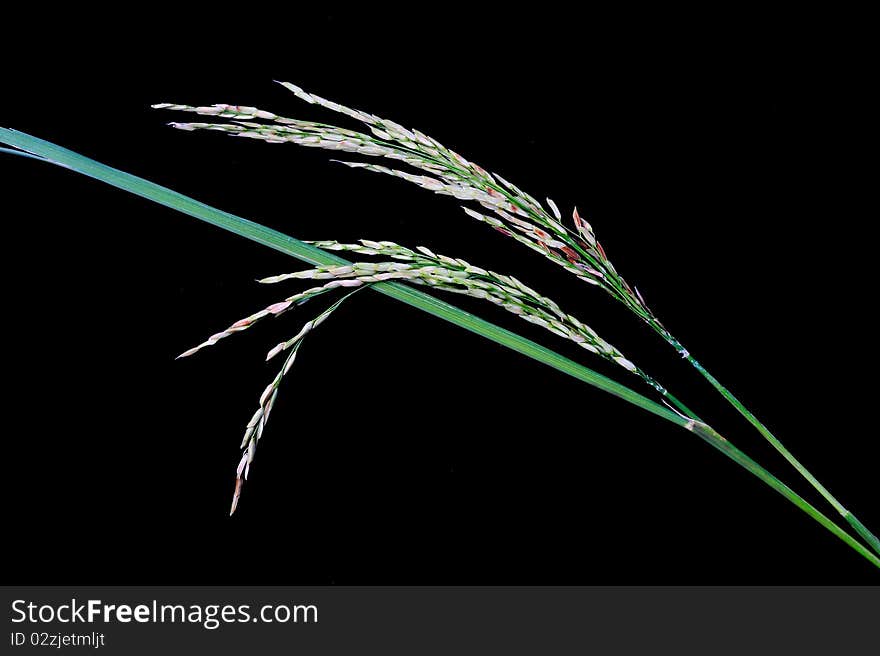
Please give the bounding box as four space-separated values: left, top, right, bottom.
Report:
228 287 365 515
149 85 880 561
153 83 661 328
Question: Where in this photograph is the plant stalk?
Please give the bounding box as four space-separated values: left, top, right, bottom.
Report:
2 127 877 570
685 351 880 556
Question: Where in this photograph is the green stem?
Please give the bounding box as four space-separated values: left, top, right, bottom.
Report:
2 127 877 570
687 422 879 567
0 146 52 163
685 352 880 556
660 390 702 423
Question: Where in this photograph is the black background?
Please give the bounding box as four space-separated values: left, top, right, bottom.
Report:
3 9 876 583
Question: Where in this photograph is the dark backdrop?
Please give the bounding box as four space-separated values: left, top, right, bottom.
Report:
3 10 876 583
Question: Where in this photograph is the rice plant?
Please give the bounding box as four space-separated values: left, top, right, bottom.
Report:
2 79 878 571
153 82 880 559
179 241 694 512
